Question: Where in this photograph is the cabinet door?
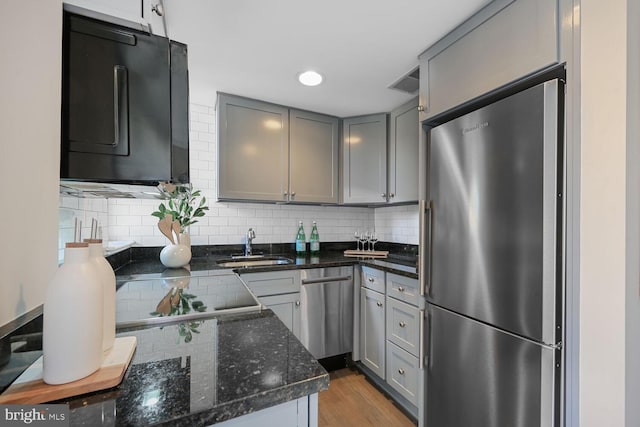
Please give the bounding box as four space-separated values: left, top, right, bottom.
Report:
342 114 388 204
289 110 339 204
418 0 558 121
259 293 301 340
388 98 419 203
217 94 289 202
360 287 386 379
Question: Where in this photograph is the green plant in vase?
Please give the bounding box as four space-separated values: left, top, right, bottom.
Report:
152 182 209 234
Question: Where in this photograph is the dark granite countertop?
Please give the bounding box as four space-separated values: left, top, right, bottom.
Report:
64 310 329 426
111 242 418 280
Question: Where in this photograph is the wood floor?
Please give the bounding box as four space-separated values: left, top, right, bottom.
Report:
318 368 417 427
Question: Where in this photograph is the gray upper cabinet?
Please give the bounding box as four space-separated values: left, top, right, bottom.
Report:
289 109 339 204
342 114 388 204
418 0 559 121
217 94 339 204
388 98 419 203
217 94 289 202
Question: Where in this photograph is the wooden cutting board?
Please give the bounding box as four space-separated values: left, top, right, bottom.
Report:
0 336 136 404
343 249 389 258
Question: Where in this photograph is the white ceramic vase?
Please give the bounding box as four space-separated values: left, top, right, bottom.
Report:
43 243 103 385
86 240 116 352
160 244 192 268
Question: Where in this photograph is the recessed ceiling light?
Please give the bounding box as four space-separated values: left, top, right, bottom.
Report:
298 70 323 86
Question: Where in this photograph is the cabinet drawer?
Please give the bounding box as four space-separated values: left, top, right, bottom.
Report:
240 271 299 297
386 273 419 306
386 341 419 406
361 266 385 293
386 297 419 357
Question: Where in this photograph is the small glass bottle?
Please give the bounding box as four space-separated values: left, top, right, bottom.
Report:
310 221 320 255
295 221 306 255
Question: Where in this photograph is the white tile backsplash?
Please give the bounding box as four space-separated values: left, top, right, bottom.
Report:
374 204 420 245
58 101 418 248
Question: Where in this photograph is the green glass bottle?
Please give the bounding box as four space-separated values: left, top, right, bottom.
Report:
310 221 320 255
295 221 306 255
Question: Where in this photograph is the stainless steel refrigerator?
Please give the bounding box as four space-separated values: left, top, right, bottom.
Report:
419 79 564 427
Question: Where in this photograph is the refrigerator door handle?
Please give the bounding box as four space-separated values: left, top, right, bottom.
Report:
419 200 433 296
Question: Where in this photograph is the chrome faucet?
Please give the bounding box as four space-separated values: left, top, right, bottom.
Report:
245 228 256 256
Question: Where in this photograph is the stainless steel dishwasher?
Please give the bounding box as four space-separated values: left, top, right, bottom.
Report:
299 266 353 360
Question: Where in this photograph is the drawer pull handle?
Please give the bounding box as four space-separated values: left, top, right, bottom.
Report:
295 301 300 307
397 286 405 292
398 368 405 375
399 321 406 328
377 302 383 307
368 277 375 282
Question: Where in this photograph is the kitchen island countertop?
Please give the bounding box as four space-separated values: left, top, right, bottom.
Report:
65 310 328 426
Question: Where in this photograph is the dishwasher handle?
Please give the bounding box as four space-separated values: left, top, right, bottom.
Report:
301 276 352 285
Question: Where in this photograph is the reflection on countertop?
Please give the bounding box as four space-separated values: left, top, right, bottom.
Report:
115 271 261 329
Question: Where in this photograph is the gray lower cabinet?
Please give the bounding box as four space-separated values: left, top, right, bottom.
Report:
240 270 302 341
214 394 318 427
418 0 559 121
290 109 339 203
342 114 388 204
260 293 301 340
360 287 386 379
388 98 419 203
217 94 339 204
386 297 420 357
386 342 419 406
359 266 421 412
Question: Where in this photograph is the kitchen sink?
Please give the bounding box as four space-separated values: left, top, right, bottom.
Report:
216 256 293 268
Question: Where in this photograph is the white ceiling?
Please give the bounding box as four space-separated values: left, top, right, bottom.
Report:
163 0 491 117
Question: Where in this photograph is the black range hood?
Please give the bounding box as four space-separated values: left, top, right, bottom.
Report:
60 9 189 186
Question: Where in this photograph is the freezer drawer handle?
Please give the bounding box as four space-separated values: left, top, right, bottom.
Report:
377 302 383 307
399 321 406 328
398 368 405 375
